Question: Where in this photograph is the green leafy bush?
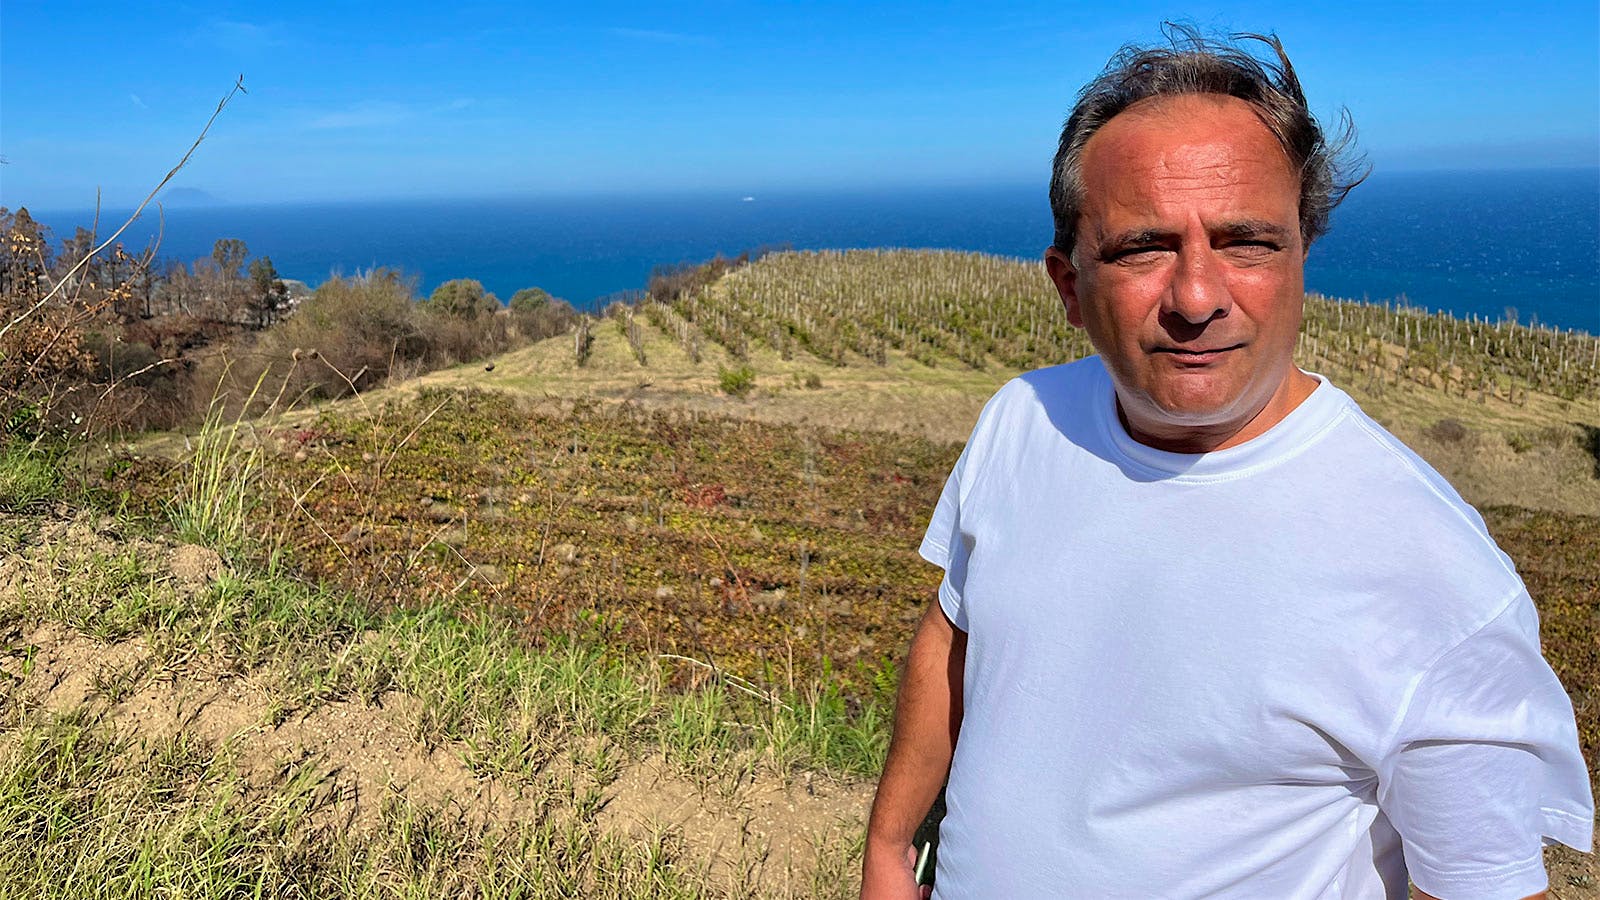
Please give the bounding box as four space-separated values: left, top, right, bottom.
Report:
718 364 755 397
421 278 499 320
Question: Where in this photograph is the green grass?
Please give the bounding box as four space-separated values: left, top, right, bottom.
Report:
0 708 729 899
0 440 64 512
166 389 265 558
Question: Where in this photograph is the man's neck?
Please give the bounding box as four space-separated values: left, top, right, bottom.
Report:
1117 368 1322 454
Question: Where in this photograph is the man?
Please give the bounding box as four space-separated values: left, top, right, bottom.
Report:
862 28 1593 900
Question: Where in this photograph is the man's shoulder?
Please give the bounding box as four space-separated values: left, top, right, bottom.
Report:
1312 386 1486 525
1297 382 1524 608
962 356 1107 448
981 356 1105 420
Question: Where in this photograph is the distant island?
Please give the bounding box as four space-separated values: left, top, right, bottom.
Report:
159 186 225 207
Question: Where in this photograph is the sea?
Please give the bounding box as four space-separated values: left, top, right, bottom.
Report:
28 167 1600 335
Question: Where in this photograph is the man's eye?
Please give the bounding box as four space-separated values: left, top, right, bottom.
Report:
1110 246 1165 262
1224 241 1279 255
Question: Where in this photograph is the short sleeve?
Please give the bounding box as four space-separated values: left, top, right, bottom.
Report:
1377 591 1594 900
918 447 971 632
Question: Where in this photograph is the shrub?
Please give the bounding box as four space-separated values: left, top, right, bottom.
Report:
1423 418 1470 445
510 297 577 342
244 269 426 403
718 364 755 398
424 309 513 368
421 278 499 320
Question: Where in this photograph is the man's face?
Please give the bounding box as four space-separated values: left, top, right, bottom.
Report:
1045 93 1312 453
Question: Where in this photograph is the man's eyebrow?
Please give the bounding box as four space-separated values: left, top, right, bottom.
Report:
1090 221 1293 258
1096 229 1169 253
1217 220 1292 241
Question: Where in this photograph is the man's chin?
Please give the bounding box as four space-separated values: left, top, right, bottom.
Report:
1140 389 1254 429
1115 386 1270 447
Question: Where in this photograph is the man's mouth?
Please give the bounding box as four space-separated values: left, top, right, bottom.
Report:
1153 343 1244 364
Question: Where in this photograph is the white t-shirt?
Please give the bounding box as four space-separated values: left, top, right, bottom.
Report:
920 357 1593 899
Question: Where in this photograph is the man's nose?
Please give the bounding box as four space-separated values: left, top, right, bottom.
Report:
1163 247 1233 325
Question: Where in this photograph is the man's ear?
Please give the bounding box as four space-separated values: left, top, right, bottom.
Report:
1044 246 1084 329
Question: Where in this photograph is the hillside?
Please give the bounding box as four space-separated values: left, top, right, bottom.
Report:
412 249 1600 515
12 249 1599 897
222 247 1596 746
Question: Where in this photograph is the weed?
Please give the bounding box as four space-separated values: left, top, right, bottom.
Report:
89 656 150 705
719 364 757 397
0 513 38 552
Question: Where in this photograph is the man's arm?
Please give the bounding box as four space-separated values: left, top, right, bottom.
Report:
861 599 967 899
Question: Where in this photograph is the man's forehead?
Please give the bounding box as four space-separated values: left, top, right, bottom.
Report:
1114 92 1254 122
1079 98 1296 199
1084 94 1289 167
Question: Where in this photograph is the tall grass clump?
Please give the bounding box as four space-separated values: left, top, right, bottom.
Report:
166 375 268 556
0 439 63 511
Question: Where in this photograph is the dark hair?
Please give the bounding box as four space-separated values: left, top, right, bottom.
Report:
1049 24 1366 255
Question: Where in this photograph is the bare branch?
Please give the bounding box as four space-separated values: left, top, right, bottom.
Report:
0 76 247 343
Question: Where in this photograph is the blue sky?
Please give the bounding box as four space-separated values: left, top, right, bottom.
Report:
3 1 1597 210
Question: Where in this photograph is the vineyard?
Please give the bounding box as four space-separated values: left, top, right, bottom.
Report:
591 249 1598 406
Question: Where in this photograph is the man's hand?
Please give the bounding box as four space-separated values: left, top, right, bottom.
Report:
862 600 965 899
861 844 931 900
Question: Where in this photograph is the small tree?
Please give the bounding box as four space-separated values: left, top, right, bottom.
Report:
247 256 288 328
211 238 248 279
508 286 551 312
423 278 499 320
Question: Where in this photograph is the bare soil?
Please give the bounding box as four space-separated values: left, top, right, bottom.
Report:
0 510 873 895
